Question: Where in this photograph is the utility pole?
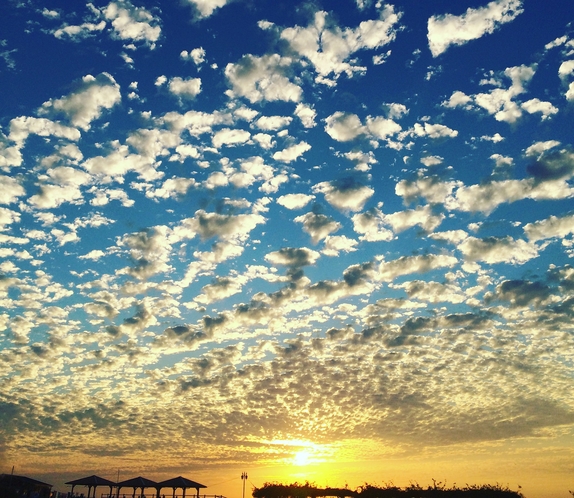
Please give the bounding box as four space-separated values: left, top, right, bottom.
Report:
241 472 248 498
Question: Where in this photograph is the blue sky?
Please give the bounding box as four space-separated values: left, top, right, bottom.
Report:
1 0 574 496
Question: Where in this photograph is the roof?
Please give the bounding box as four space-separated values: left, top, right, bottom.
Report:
157 476 207 489
65 475 117 486
116 476 158 488
0 474 52 488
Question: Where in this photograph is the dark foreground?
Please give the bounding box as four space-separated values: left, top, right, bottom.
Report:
252 482 523 498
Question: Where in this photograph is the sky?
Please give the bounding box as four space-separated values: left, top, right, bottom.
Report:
1 0 574 497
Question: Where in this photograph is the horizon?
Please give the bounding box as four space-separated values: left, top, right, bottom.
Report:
1 1 573 498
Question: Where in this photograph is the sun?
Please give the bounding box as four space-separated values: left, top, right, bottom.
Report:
293 449 312 466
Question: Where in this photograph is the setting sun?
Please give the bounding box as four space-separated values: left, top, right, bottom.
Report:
293 449 312 466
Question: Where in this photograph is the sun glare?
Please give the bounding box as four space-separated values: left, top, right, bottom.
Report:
293 449 312 466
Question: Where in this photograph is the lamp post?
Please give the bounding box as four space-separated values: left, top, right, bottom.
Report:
241 472 248 498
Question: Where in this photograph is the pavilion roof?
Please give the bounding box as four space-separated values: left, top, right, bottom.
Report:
157 476 207 489
65 475 116 486
116 476 158 488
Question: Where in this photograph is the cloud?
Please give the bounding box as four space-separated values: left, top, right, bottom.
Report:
325 112 365 141
458 236 538 265
383 205 445 234
168 77 202 99
379 253 458 282
225 54 302 103
352 208 394 242
485 279 551 307
279 6 401 85
272 141 311 163
39 73 121 131
524 213 574 242
254 115 292 131
212 128 251 148
103 0 161 47
322 235 359 257
53 20 106 40
521 98 558 120
277 194 315 210
525 140 561 157
294 104 316 128
428 0 524 57
527 148 574 181
9 117 81 144
324 112 403 144
181 47 206 65
444 65 536 123
265 247 320 268
182 0 231 19
294 212 341 244
313 178 374 212
0 176 25 204
412 122 458 139
186 209 265 242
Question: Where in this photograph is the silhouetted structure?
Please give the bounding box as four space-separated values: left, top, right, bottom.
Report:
156 476 207 498
0 473 53 498
252 482 524 498
65 474 212 498
65 474 117 498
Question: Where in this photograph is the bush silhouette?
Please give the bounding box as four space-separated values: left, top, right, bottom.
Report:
252 481 524 498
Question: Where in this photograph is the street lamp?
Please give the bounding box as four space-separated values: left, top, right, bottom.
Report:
241 472 248 498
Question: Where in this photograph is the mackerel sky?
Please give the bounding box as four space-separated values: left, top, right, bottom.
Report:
1 0 574 496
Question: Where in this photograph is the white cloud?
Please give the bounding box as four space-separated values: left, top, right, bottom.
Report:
322 235 359 256
168 77 202 99
449 178 574 214
412 122 458 139
442 90 473 109
272 141 311 163
458 236 538 265
280 6 401 85
325 112 402 143
0 207 21 230
420 155 443 167
294 103 316 128
28 184 84 209
212 128 251 148
79 250 106 261
53 21 106 40
254 115 292 131
294 212 341 244
39 73 121 130
103 0 161 47
181 47 206 65
521 98 558 120
182 0 230 19
313 180 374 212
379 253 458 281
445 65 536 123
524 213 574 242
225 54 302 103
265 247 320 267
277 194 315 210
8 116 81 144
352 209 394 242
366 116 402 139
428 0 524 57
325 112 365 141
558 60 574 80
0 176 25 204
383 205 445 234
525 140 561 157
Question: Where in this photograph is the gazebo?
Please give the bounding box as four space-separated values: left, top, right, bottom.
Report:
116 476 158 498
156 476 207 498
65 475 116 498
